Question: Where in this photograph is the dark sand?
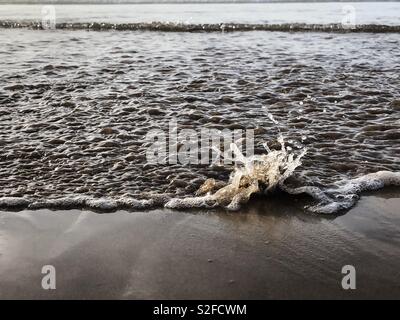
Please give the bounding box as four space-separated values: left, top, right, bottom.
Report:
0 189 399 299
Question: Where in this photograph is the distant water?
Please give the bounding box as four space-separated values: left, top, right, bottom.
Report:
0 2 399 25
0 3 399 213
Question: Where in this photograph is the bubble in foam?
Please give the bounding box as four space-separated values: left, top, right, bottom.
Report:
85 198 119 212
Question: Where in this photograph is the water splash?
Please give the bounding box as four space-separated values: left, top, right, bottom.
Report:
165 136 307 210
166 138 400 214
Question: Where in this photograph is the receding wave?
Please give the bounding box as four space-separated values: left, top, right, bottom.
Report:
1 21 400 33
165 139 400 214
1 139 399 215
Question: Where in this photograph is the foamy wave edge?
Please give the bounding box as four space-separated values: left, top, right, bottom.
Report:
0 171 399 214
282 171 400 214
1 21 400 33
0 195 161 212
165 171 400 214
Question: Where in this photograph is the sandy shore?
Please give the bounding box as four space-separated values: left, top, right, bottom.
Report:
0 188 399 299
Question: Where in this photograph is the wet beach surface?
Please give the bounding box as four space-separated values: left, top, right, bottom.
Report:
0 3 399 300
0 188 399 299
0 29 399 209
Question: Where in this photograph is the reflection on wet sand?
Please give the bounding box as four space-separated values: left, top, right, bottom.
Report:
0 189 399 299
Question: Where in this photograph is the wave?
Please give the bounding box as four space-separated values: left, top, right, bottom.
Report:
1 21 400 33
281 171 400 214
0 138 399 214
165 139 400 214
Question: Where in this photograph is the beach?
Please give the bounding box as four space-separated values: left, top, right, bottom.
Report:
1 188 399 299
0 2 399 300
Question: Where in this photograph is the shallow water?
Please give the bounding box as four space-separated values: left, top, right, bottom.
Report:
0 5 399 213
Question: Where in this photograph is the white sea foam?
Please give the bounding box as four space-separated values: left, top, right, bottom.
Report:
166 137 307 211
85 198 119 212
304 171 400 214
0 196 157 212
0 143 398 215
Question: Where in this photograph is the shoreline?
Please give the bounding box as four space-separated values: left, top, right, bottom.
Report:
1 22 400 33
0 187 399 299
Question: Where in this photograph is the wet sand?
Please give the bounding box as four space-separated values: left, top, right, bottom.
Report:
0 188 399 299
